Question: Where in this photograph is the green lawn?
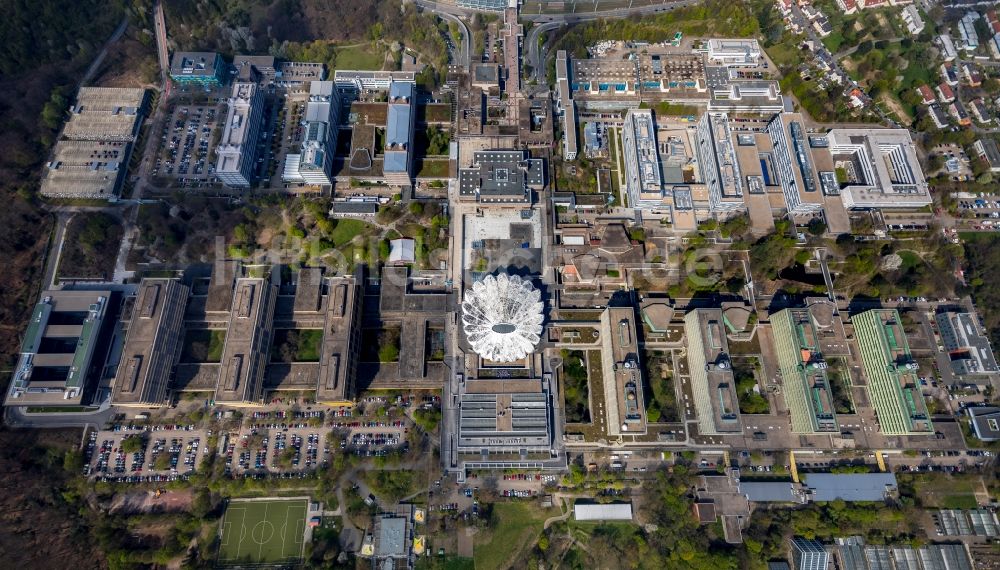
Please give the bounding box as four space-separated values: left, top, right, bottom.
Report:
218 498 307 566
417 159 450 178
335 44 385 71
270 329 323 362
329 219 373 248
474 502 549 570
908 474 981 509
180 329 226 363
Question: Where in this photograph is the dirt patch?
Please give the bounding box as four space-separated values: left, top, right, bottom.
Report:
109 489 194 515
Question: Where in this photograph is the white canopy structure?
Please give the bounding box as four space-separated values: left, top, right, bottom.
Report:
462 273 543 362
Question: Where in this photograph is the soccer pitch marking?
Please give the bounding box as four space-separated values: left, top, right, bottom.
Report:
218 498 307 565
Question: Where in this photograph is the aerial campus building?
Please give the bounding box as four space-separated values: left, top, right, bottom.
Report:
282 81 341 186
462 273 543 363
315 273 364 406
458 150 545 204
333 70 416 91
791 537 830 570
41 87 147 199
695 112 745 214
827 129 931 209
169 51 226 86
935 310 1000 380
113 279 189 408
216 81 265 188
770 308 839 434
685 309 741 435
599 307 647 436
555 50 578 160
852 309 933 436
705 39 763 67
7 289 112 407
384 80 416 185
620 108 663 209
215 278 278 406
766 113 825 215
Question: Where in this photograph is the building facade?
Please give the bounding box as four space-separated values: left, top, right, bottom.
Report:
216 82 264 188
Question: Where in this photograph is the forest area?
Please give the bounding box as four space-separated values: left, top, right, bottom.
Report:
0 0 148 365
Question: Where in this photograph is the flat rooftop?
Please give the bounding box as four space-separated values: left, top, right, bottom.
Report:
599 307 647 435
113 279 189 406
7 289 112 407
684 309 741 435
41 140 129 198
215 278 276 404
63 87 145 141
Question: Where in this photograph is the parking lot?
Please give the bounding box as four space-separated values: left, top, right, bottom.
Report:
155 103 222 186
224 424 331 476
85 426 209 482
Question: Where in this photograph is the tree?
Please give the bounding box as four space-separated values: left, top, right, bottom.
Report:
120 435 144 454
807 218 827 236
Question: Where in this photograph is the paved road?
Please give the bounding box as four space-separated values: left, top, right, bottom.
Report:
41 213 74 288
112 0 171 282
420 4 472 69
79 17 130 88
522 0 699 85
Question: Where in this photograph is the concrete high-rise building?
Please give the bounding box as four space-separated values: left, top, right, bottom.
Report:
852 309 933 435
215 278 277 406
282 81 341 186
684 309 741 435
771 308 839 433
113 279 190 407
216 82 264 188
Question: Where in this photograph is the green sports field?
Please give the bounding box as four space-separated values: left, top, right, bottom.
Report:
218 498 307 566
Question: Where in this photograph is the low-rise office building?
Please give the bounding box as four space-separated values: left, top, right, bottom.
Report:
113 279 189 408
685 309 741 435
216 82 265 188
455 375 559 470
827 129 931 209
384 80 416 185
458 150 545 204
935 311 1000 380
6 289 112 407
705 39 762 66
852 309 933 435
169 51 225 86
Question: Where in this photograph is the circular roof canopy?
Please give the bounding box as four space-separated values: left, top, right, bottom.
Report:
462 273 543 362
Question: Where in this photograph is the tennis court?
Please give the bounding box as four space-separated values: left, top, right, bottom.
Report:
218 498 307 566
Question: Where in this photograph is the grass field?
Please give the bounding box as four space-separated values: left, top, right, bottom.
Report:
180 329 226 363
218 498 307 566
474 503 548 570
336 44 385 71
908 474 981 509
330 219 373 248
